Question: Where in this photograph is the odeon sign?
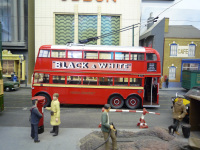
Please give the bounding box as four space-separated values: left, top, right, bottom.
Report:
52 61 132 71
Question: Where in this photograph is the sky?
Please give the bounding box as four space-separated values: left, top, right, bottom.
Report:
140 0 200 34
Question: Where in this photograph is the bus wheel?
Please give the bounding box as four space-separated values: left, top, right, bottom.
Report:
125 96 140 109
109 96 124 109
37 93 51 107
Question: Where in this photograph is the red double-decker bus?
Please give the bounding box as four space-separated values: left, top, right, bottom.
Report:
32 43 161 109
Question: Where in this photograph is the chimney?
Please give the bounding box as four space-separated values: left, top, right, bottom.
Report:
164 18 169 33
147 12 154 29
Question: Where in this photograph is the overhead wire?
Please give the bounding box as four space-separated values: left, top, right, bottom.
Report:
79 0 184 44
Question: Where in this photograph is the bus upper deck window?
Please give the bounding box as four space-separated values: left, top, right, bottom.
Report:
39 50 50 58
68 51 82 59
84 51 98 59
115 52 129 60
99 52 114 60
52 50 66 58
146 53 157 61
131 53 144 60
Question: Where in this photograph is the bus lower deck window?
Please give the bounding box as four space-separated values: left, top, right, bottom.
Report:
34 73 49 83
67 76 81 84
130 78 142 86
83 77 97 85
99 77 113 85
114 78 128 86
53 76 65 84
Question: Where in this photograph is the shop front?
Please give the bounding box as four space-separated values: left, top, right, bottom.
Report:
2 50 26 82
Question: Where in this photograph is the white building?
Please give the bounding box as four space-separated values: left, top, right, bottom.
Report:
34 0 141 57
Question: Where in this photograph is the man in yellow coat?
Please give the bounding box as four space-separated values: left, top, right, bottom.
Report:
45 93 61 136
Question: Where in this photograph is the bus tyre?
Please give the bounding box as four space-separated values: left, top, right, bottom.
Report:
37 93 51 107
125 96 140 109
109 96 124 109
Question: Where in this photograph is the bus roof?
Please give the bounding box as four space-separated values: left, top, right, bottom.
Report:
48 44 146 52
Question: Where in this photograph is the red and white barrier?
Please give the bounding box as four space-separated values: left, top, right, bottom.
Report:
101 107 160 129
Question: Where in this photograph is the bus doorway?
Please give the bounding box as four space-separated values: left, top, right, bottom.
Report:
143 77 160 107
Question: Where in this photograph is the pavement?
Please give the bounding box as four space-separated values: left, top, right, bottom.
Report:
0 126 141 150
0 126 189 150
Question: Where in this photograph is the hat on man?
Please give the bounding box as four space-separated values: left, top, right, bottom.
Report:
104 104 111 109
177 95 184 98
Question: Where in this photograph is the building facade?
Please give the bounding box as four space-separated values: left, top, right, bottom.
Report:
140 18 200 87
0 0 28 83
34 0 141 57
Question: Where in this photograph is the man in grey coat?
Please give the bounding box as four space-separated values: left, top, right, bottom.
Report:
30 99 42 143
101 104 117 150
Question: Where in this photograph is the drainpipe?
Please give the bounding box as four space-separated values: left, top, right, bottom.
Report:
19 0 24 42
12 0 18 42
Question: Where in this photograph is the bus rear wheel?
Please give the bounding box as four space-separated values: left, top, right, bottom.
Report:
37 93 51 107
109 96 124 109
125 96 140 109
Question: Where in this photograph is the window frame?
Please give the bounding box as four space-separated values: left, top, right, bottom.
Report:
169 66 176 80
170 43 178 56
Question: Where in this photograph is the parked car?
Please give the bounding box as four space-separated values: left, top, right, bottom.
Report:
3 77 20 92
171 86 200 122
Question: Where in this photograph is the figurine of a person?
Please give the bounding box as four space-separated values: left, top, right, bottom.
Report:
45 93 61 136
101 104 117 150
30 99 42 143
168 95 187 135
165 76 169 88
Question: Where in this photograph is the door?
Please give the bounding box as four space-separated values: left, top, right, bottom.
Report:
143 77 160 107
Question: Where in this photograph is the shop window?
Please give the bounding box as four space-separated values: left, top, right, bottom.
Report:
170 44 177 56
169 66 176 80
83 77 97 85
182 63 199 71
67 76 81 84
68 51 82 58
115 52 129 60
188 44 196 57
146 53 157 61
114 78 128 86
131 53 144 60
53 76 65 84
130 78 142 86
99 52 114 60
52 50 66 58
34 73 49 83
39 50 50 58
84 51 98 59
2 60 14 75
99 77 113 85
